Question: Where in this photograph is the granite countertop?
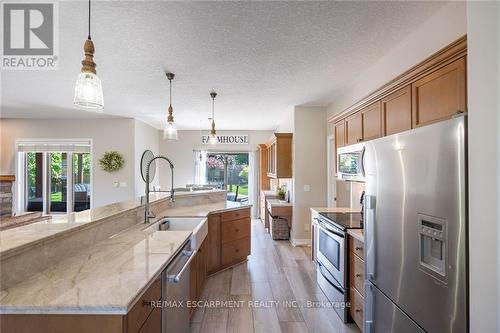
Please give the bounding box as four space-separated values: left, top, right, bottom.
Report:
0 200 251 315
347 229 364 243
0 190 225 258
267 198 292 207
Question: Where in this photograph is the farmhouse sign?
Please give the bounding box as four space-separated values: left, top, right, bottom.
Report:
201 135 249 145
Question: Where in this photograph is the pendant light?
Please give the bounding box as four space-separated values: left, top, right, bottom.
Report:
163 72 178 140
74 0 104 111
209 92 218 145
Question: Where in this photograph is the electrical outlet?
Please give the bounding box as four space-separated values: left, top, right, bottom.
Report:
303 185 311 192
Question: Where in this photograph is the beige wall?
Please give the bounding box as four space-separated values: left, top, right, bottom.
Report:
467 1 500 331
291 106 327 243
134 120 160 198
0 118 160 209
327 1 467 119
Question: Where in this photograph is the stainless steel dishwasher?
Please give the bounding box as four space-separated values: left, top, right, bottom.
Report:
162 240 196 333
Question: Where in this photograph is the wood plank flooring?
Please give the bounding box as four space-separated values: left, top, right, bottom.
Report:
191 219 360 333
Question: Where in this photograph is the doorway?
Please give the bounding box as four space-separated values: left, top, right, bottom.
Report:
205 152 249 202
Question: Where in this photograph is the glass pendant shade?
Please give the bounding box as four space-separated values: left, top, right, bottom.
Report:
209 131 218 145
163 121 178 140
74 71 104 111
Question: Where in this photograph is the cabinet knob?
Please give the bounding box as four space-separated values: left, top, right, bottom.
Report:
355 308 362 313
355 273 362 278
235 228 239 232
235 249 240 252
355 246 363 251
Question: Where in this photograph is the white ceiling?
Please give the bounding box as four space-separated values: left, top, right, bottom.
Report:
1 1 446 130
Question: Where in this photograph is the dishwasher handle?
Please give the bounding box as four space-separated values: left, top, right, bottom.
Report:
166 249 197 283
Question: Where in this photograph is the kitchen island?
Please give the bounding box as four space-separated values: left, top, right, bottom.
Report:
0 190 251 333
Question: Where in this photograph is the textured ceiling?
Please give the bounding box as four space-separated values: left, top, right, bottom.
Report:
1 1 446 130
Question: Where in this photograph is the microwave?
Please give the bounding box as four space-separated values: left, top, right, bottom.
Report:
337 142 365 182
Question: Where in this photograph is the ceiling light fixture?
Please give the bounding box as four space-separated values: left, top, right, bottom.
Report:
209 92 218 145
163 72 178 140
73 0 104 111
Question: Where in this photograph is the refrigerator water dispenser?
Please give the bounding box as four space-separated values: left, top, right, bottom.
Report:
418 214 446 278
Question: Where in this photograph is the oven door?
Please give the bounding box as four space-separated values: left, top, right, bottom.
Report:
317 220 345 287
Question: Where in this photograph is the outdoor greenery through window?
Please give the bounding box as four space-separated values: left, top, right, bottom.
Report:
206 153 249 202
25 151 91 213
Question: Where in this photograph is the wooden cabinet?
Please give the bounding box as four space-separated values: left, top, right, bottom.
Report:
382 85 412 135
207 207 251 275
361 101 382 141
127 277 161 333
137 307 161 333
329 37 467 153
206 213 222 274
348 234 364 331
334 120 346 149
412 57 466 128
258 144 270 197
266 133 292 178
345 113 362 145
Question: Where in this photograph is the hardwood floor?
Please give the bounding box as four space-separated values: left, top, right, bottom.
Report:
191 219 360 333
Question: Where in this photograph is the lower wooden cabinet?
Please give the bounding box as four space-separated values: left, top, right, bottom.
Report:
137 307 161 333
348 234 365 331
206 213 222 274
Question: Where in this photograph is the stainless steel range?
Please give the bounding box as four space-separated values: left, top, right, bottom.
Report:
315 212 362 322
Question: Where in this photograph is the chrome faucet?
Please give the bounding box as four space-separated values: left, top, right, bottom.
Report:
145 155 175 223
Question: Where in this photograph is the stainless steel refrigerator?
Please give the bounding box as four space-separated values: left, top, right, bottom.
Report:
363 116 468 333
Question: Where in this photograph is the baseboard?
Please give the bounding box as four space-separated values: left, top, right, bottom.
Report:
290 238 311 247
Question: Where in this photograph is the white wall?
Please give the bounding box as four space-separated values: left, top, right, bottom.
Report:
467 2 500 331
292 106 327 243
134 120 160 198
327 1 467 119
158 130 273 189
0 118 136 207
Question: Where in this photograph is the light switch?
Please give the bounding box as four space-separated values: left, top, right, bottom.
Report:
303 185 311 192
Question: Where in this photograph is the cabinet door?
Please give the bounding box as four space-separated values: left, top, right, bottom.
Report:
137 307 162 333
361 101 382 141
382 85 412 136
196 239 207 297
412 57 466 128
345 112 362 145
334 120 345 149
206 214 222 274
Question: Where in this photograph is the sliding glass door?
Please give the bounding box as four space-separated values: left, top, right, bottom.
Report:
24 151 92 214
205 153 249 202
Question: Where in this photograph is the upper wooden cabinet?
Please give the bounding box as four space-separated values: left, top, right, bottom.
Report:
382 85 412 136
412 57 466 128
258 144 270 192
334 120 346 149
361 101 382 141
329 36 467 148
345 113 362 145
266 133 292 179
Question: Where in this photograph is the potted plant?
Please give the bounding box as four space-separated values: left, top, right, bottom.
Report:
277 186 286 201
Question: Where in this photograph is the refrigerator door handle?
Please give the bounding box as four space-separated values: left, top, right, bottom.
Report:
364 195 376 281
364 282 375 333
361 146 366 177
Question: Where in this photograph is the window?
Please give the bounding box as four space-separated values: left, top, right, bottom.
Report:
17 140 92 214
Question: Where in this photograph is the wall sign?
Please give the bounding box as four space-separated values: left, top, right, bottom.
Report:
201 135 249 145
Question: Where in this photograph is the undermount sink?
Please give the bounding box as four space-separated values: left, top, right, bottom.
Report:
144 216 208 251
